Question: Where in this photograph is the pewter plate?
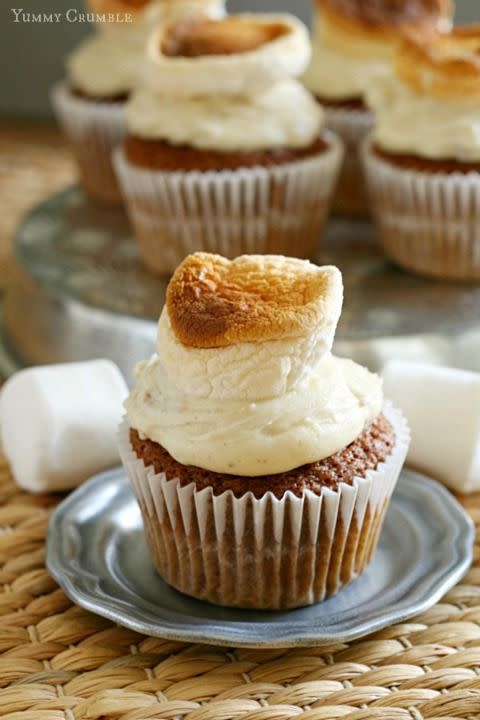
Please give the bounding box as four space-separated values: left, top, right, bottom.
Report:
47 467 473 648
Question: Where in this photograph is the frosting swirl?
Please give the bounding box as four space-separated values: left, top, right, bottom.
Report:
125 254 383 476
126 350 382 476
126 80 324 151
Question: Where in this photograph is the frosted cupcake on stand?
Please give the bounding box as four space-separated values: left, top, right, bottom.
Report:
364 25 480 281
114 13 343 273
52 0 226 203
302 0 452 217
119 251 410 609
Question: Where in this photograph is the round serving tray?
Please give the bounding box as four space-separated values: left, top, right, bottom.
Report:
47 465 474 649
3 185 480 382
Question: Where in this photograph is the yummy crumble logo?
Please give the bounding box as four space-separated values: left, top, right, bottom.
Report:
11 8 133 22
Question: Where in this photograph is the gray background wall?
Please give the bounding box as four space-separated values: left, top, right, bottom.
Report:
0 0 477 119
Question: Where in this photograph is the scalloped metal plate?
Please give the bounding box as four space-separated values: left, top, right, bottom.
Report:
47 467 473 648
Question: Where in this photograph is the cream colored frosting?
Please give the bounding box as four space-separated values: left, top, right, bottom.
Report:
125 307 383 477
143 14 311 97
367 72 480 161
126 80 324 150
302 11 391 100
67 0 225 97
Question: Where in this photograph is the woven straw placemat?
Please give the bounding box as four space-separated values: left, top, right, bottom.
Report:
0 456 479 720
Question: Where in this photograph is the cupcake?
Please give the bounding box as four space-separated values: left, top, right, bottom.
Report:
119 252 409 609
364 26 480 281
302 0 452 217
52 0 225 204
113 14 343 274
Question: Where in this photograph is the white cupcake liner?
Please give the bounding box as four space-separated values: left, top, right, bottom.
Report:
118 402 409 609
363 137 480 281
323 106 373 217
51 82 126 204
113 133 343 275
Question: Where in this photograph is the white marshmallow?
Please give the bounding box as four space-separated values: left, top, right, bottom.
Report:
335 335 449 373
143 14 312 98
382 360 480 493
452 329 480 373
0 360 128 493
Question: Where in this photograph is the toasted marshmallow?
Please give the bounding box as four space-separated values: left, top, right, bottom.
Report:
158 255 343 400
86 0 153 20
126 253 383 476
367 26 480 161
86 0 224 21
303 0 452 101
68 0 225 97
167 253 343 349
0 361 128 493
316 0 452 46
396 25 480 104
142 14 311 96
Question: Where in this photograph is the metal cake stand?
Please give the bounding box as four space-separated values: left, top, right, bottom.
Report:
2 185 480 384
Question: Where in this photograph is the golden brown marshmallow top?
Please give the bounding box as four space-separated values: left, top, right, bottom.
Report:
317 0 452 32
166 253 343 349
161 16 290 57
395 25 480 102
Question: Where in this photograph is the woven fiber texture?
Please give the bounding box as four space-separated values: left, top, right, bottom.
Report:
0 123 74 285
0 457 479 719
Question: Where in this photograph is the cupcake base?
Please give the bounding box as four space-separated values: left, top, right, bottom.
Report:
363 138 480 281
51 82 126 205
113 132 343 275
318 98 373 218
118 403 409 610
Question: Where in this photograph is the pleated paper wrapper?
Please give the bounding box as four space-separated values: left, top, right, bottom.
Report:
324 106 373 218
363 138 480 281
52 82 126 204
118 403 409 610
113 133 343 275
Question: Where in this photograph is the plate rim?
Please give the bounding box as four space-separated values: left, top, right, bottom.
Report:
47 467 474 648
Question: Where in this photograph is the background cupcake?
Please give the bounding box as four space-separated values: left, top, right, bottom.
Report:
52 0 226 203
119 251 409 609
364 25 480 281
114 14 343 274
303 0 453 217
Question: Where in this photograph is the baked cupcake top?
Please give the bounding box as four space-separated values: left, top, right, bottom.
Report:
126 253 383 476
68 0 225 98
303 0 452 101
367 26 480 161
126 14 324 151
